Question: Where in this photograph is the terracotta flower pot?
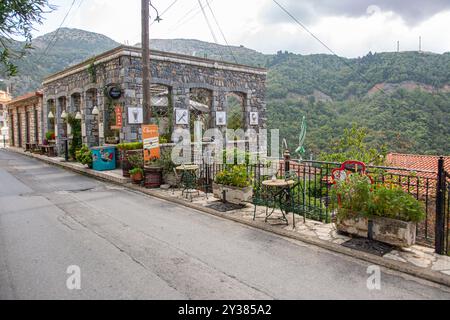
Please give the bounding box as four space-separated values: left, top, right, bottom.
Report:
130 171 143 184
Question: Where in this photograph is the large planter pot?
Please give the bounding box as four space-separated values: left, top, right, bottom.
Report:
130 171 143 184
163 172 177 186
337 216 417 247
121 149 142 177
212 183 253 205
144 166 163 189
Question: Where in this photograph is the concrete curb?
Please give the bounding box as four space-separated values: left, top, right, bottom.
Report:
6 148 450 288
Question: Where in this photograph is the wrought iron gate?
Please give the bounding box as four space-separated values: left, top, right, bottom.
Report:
436 157 450 255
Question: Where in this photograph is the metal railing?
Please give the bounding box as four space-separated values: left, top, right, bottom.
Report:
198 157 439 247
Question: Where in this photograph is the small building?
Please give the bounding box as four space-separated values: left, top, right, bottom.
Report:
41 45 267 155
0 90 12 146
6 91 44 149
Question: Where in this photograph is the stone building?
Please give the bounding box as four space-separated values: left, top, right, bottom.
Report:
0 90 12 146
6 91 44 149
41 46 267 154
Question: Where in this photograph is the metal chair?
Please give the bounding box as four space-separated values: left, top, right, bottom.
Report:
284 170 306 225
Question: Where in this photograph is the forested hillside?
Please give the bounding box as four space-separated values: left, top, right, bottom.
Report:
1 28 449 155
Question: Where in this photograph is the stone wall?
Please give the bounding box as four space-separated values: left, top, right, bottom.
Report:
7 95 43 148
42 46 267 154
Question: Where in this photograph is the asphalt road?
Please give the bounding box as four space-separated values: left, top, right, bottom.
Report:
1 149 450 300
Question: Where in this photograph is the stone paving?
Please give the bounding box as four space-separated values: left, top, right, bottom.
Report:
149 187 450 279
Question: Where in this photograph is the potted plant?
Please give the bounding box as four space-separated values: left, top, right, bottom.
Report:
127 152 144 184
75 145 93 169
45 131 56 144
117 142 143 177
158 149 177 186
332 173 425 247
144 157 163 188
129 167 144 184
213 165 253 205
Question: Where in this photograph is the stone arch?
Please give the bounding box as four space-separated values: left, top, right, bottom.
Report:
150 83 173 141
189 87 213 137
225 91 247 130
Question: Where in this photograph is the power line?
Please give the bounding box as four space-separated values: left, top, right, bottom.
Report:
197 0 218 43
272 0 388 96
41 0 78 57
205 0 238 64
169 0 216 33
150 0 178 26
197 0 226 61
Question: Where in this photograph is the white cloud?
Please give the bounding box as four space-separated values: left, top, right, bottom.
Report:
32 0 450 57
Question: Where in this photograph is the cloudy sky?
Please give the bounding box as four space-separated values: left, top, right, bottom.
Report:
32 0 450 57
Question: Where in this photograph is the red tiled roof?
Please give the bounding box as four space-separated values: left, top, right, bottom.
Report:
386 153 450 175
7 91 43 106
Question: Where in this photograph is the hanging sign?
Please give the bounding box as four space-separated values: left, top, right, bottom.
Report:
111 106 123 130
142 124 160 161
108 86 122 100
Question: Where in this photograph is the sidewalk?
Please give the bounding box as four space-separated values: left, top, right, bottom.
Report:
6 146 450 287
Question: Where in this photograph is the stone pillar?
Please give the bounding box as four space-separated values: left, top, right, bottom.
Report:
80 92 87 145
97 89 105 145
55 97 66 154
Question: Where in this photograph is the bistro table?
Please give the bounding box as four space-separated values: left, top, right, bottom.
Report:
262 179 296 228
176 165 200 200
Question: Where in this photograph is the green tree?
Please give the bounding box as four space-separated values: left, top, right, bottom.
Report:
0 0 54 76
320 124 387 165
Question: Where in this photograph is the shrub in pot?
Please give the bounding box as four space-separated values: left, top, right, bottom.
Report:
75 145 93 169
129 168 144 184
159 149 177 186
117 142 143 177
127 152 144 184
332 173 425 247
213 165 253 205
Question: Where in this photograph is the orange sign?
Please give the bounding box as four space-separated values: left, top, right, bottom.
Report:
142 124 160 161
111 106 123 130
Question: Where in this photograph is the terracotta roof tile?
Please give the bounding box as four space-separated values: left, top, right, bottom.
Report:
386 153 450 175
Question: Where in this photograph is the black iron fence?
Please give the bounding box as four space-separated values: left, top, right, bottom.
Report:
199 158 441 248
435 158 450 255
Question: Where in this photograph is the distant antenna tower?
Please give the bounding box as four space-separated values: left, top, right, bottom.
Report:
419 36 422 52
397 41 400 52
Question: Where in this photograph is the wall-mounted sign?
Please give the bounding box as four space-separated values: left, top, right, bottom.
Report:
111 106 123 129
216 111 227 126
249 112 259 125
175 109 189 125
142 124 160 161
108 86 122 100
128 107 143 124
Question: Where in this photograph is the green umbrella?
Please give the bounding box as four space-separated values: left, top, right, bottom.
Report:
295 116 307 157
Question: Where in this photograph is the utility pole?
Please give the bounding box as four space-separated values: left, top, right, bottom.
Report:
141 0 152 124
397 41 400 53
419 36 422 52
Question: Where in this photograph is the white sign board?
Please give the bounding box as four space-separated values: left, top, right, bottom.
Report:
250 112 259 125
216 111 227 126
128 107 143 124
175 109 189 125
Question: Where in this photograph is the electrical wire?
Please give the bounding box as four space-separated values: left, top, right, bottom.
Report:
205 0 239 64
41 0 78 57
150 0 178 26
272 0 388 96
168 0 216 33
197 0 226 61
